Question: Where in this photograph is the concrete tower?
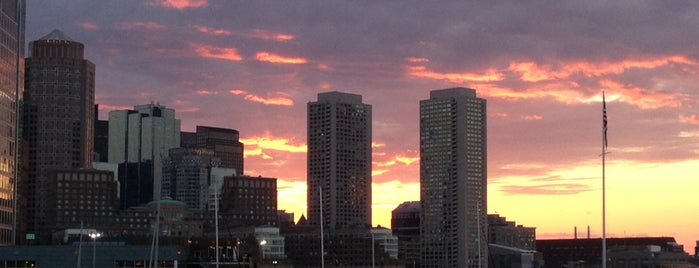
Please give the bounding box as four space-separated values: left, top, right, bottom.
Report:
307 91 372 228
23 29 95 242
419 88 487 267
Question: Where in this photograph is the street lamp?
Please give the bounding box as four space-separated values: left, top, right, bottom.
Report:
259 239 267 264
89 232 101 268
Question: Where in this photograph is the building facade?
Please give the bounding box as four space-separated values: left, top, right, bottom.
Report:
161 148 219 210
307 91 372 229
23 30 95 243
0 0 24 245
392 201 420 267
194 126 244 175
419 88 487 267
218 175 277 229
108 103 181 202
45 169 119 238
488 214 536 250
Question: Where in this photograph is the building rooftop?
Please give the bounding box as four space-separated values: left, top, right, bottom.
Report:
39 29 74 41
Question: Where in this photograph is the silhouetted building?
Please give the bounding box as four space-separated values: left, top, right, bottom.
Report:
284 226 401 267
180 126 244 175
45 169 118 238
488 244 543 268
307 91 372 228
0 0 24 245
277 210 295 228
23 30 95 243
392 201 420 267
108 103 181 203
195 126 244 175
93 105 109 162
217 175 277 230
537 237 692 267
488 214 536 250
420 88 487 267
161 148 219 210
180 131 196 149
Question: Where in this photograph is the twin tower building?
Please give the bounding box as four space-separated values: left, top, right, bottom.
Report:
309 89 488 268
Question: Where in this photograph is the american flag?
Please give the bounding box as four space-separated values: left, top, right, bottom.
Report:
603 92 608 150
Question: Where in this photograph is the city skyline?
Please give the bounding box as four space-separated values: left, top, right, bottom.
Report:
24 1 699 250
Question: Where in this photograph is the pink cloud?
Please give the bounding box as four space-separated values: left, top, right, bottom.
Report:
249 29 295 42
405 57 429 63
521 114 543 121
79 21 100 30
194 89 217 95
679 114 699 125
148 0 207 9
240 132 307 157
228 89 294 106
191 43 243 61
500 183 592 195
407 65 504 82
117 21 167 30
191 25 231 36
255 52 308 64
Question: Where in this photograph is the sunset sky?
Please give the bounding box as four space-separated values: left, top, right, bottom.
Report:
27 1 699 251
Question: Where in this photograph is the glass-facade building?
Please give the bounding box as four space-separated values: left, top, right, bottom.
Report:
0 0 24 245
420 88 487 267
307 91 372 229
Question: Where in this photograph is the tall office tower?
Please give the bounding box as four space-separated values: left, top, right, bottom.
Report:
108 103 181 204
219 175 277 228
307 91 372 229
194 126 244 175
419 88 487 268
23 29 95 243
0 0 23 245
161 148 219 210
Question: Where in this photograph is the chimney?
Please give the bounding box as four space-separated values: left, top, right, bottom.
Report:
587 225 591 239
574 226 577 239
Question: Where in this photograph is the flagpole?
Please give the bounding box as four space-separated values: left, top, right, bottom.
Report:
602 92 607 268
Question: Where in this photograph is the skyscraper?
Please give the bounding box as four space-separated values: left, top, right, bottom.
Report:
307 91 372 229
0 0 24 245
419 88 487 267
23 29 95 243
108 103 181 204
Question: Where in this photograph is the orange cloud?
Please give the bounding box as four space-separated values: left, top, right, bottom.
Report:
599 80 686 109
148 0 207 9
96 104 132 111
406 57 429 63
229 89 245 95
374 155 419 167
501 183 592 195
509 55 698 82
395 156 419 165
229 89 294 106
195 89 217 95
255 52 307 64
371 142 386 148
191 25 231 36
508 61 556 82
372 170 390 176
241 132 307 158
191 43 243 61
521 114 543 121
679 114 699 125
407 65 504 82
117 21 167 30
80 21 99 30
249 29 295 42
